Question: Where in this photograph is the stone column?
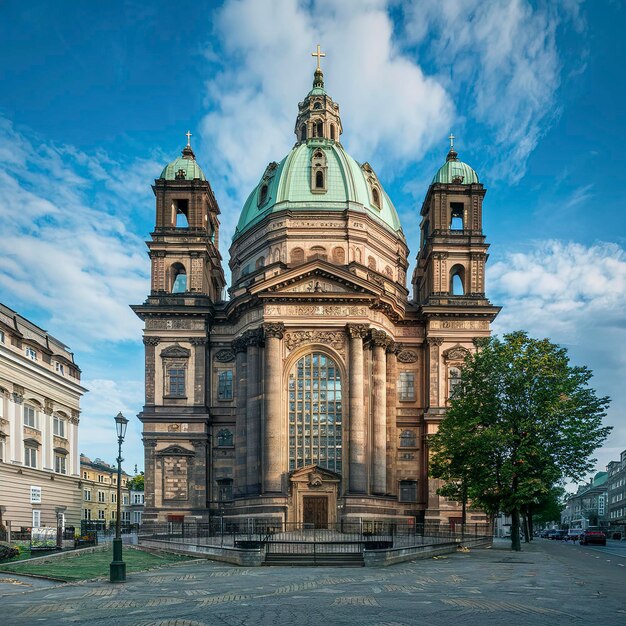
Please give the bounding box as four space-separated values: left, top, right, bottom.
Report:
191 338 207 406
347 324 368 494
371 330 388 495
245 330 262 494
142 439 158 521
233 337 248 496
10 388 23 463
263 322 284 494
69 411 80 476
386 343 398 495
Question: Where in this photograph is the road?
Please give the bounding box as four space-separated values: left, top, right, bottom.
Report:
1 539 626 625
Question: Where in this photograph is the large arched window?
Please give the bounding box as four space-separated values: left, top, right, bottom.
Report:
288 353 342 473
448 367 462 398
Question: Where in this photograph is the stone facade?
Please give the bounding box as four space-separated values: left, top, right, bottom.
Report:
0 302 85 530
133 68 499 528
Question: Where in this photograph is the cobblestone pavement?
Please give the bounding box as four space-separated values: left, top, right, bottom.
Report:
2 540 626 625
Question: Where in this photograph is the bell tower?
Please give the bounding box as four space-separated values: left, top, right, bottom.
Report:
132 134 226 525
413 138 491 305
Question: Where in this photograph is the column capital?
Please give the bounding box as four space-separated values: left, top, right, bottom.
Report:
426 336 444 346
263 322 285 339
243 328 264 347
346 323 369 339
190 337 208 346
370 329 390 348
143 336 160 346
232 337 248 354
44 398 54 415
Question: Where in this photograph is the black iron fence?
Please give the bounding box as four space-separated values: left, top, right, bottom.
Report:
139 519 491 551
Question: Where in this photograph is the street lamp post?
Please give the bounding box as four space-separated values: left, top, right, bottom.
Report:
109 412 128 583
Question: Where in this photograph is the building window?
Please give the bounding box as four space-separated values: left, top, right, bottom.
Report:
54 454 67 475
98 510 105 520
217 429 233 447
122 511 130 522
24 404 37 428
32 510 41 527
315 171 324 188
0 330 4 343
448 367 462 398
399 480 418 502
25 347 37 360
98 475 104 483
0 439 4 462
290 247 305 265
217 370 233 400
133 493 144 505
111 492 117 504
24 446 37 468
30 486 42 503
398 372 415 401
53 415 65 437
288 352 343 474
83 471 88 479
171 263 187 293
450 265 465 295
123 494 129 505
111 510 116 521
372 187 381 209
98 491 105 503
167 368 186 397
55 362 65 375
259 184 269 206
84 489 91 501
217 479 233 502
400 430 417 448
84 509 91 520
133 511 143 525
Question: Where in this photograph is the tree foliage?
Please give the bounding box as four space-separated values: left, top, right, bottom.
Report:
429 331 611 551
128 473 144 491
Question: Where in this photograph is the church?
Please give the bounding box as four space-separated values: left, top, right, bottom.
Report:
132 51 499 529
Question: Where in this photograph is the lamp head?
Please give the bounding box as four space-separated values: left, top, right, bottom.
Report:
114 412 129 440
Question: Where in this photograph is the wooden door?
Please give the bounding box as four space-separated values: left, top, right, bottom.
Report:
303 496 328 529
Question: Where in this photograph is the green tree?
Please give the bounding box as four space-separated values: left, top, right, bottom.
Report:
429 331 611 551
128 472 144 491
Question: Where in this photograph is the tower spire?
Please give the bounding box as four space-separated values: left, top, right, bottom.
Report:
446 132 458 162
311 44 326 89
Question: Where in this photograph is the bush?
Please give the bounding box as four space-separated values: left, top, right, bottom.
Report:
0 541 20 562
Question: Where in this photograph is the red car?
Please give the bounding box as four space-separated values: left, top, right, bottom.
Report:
579 530 606 546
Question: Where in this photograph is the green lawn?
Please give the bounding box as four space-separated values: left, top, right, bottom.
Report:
0 547 193 581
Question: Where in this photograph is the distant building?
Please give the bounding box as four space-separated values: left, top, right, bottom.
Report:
561 472 608 530
128 488 145 527
607 449 626 535
0 302 86 531
80 454 131 528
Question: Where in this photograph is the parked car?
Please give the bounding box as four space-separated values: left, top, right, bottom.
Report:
540 530 552 538
551 530 567 540
579 530 606 546
567 529 582 541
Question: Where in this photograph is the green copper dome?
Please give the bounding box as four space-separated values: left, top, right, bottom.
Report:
160 145 206 181
432 148 479 185
234 139 403 240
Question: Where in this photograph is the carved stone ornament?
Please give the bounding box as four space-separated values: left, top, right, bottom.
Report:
243 328 264 347
308 472 324 488
70 410 80 425
443 346 470 362
214 349 235 362
426 337 444 347
44 398 54 415
143 336 160 346
346 323 369 339
168 423 181 432
190 337 208 346
160 344 191 359
264 322 285 339
397 349 418 363
156 444 195 457
284 331 345 352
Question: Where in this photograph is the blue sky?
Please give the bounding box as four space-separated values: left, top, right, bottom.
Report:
0 0 624 485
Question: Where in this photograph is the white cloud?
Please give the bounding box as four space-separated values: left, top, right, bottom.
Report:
0 118 154 349
80 378 145 473
401 0 582 182
489 240 626 473
200 0 454 245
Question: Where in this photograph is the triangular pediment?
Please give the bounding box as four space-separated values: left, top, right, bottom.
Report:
250 260 382 298
289 464 342 481
156 444 195 456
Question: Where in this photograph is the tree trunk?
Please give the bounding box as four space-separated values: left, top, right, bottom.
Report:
511 508 521 551
461 482 467 543
522 505 530 543
526 505 533 541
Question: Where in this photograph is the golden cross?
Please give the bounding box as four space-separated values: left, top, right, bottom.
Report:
186 130 192 146
449 133 455 149
311 44 326 71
